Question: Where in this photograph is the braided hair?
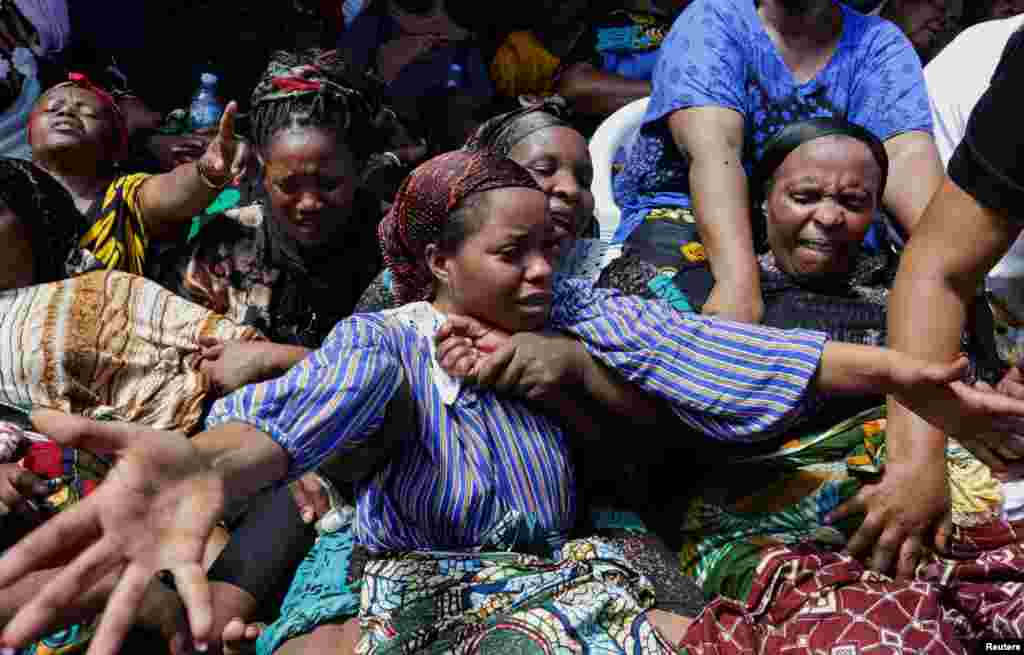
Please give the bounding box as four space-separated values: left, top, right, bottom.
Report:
249 49 387 162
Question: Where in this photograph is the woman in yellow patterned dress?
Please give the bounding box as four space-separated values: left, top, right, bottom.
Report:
22 72 250 277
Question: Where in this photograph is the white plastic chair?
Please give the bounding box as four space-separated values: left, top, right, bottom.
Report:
587 96 649 267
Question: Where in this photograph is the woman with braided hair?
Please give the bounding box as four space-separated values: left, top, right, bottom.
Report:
153 48 391 349
134 49 404 655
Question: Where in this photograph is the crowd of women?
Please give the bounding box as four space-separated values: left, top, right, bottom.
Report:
1 1 1024 654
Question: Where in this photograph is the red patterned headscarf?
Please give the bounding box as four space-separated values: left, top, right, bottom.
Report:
30 72 128 156
379 150 542 304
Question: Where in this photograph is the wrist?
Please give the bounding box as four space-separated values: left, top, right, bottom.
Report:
264 344 310 378
195 158 230 189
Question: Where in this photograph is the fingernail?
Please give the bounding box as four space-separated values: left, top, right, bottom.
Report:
302 509 314 523
3 647 16 655
195 642 208 653
823 514 832 525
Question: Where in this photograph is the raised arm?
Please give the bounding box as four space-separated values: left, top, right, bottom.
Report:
667 106 762 323
137 102 250 241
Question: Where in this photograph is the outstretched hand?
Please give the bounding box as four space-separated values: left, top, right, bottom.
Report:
0 409 225 655
197 101 250 186
826 354 1024 580
889 355 1024 439
955 368 1024 480
825 450 949 580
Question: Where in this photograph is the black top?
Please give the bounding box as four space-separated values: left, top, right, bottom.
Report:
948 25 1024 220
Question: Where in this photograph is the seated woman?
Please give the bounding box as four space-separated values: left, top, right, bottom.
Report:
254 103 691 655
671 127 1024 650
24 72 248 276
152 49 387 347
604 118 1024 650
4 150 1024 655
614 0 940 329
133 48 400 653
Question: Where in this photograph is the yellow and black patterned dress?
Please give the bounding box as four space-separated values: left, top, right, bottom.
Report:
73 172 151 276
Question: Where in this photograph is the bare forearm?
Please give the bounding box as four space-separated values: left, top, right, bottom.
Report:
140 161 224 241
882 132 944 235
885 229 967 458
193 422 290 503
886 178 1017 459
557 65 651 117
262 344 311 379
688 155 760 292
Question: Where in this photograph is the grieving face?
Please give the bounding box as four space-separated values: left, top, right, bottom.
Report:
765 135 883 278
508 125 595 246
262 127 359 248
29 86 120 164
431 187 558 333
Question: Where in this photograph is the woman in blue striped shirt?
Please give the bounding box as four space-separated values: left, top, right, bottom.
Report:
4 150 1024 655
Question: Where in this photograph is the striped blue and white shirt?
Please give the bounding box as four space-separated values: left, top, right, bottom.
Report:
206 276 827 552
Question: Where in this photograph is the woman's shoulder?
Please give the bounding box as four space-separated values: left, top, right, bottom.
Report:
89 172 152 214
327 301 435 355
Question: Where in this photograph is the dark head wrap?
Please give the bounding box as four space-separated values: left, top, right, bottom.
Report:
0 157 85 284
753 117 889 202
249 48 386 162
379 150 542 304
31 72 128 157
463 97 572 157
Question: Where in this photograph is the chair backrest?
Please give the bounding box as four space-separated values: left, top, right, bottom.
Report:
588 96 648 246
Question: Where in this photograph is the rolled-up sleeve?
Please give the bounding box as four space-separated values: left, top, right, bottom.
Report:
205 314 403 480
549 277 827 442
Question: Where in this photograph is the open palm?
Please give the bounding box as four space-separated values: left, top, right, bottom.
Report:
0 410 225 655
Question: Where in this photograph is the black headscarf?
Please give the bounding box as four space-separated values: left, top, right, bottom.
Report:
753 117 889 204
463 98 572 157
0 158 85 284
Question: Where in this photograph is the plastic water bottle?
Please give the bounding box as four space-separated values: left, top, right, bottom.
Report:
189 72 224 132
445 62 464 90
